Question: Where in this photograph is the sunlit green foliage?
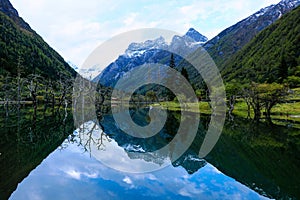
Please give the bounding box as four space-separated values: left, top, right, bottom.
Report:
222 6 300 86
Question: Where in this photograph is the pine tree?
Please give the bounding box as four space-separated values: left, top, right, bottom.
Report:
165 53 176 100
278 53 288 83
169 53 175 68
181 67 189 82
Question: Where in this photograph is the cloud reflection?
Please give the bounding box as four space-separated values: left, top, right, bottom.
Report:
10 135 269 200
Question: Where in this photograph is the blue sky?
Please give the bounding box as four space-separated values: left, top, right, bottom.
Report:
10 0 281 68
10 139 268 200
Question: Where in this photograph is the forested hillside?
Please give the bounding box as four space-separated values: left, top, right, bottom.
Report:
0 0 76 80
222 6 300 86
204 0 299 70
0 0 77 112
0 12 76 79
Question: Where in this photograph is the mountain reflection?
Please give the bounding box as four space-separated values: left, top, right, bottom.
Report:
1 106 299 199
100 107 300 199
71 106 300 199
68 107 206 173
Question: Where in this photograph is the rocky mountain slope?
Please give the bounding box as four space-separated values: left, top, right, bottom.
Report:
95 0 299 89
203 0 300 70
94 28 207 86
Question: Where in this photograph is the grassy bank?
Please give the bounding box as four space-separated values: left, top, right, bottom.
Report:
152 88 300 128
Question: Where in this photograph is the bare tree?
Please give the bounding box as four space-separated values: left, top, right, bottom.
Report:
25 74 43 118
56 73 74 114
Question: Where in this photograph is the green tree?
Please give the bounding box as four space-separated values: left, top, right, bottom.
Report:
225 80 242 120
164 54 176 100
244 82 288 122
181 67 189 82
145 90 158 103
278 53 288 83
169 53 175 69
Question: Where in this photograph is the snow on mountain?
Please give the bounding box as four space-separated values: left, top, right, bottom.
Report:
184 28 208 43
67 61 79 72
203 0 300 70
249 0 300 26
124 36 168 58
93 28 207 85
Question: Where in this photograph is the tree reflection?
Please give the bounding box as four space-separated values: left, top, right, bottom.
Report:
0 107 74 199
71 105 207 173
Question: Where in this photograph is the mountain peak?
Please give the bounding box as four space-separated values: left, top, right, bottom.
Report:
185 28 208 43
124 36 168 58
203 0 300 70
279 0 300 5
0 0 31 30
0 0 19 17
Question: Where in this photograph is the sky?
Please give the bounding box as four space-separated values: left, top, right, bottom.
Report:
10 138 268 200
10 0 281 69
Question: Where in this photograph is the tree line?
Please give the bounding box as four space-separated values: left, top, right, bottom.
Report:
0 71 74 117
225 80 289 122
1 52 294 125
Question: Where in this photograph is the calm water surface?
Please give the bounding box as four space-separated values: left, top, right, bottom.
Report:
1 107 299 199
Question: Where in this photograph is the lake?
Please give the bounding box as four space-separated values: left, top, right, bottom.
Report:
1 106 299 200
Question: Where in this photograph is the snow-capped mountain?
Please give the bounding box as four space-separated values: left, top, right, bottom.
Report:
92 0 300 86
94 28 208 86
203 0 300 70
67 61 79 72
185 28 208 43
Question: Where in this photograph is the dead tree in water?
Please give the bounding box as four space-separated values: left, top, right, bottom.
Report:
2 75 17 117
26 74 42 118
4 75 10 118
56 73 74 114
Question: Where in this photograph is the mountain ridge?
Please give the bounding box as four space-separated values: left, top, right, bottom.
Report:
222 5 300 85
0 0 32 31
94 0 300 89
176 0 300 88
94 28 208 86
185 28 208 43
0 0 76 79
203 0 300 70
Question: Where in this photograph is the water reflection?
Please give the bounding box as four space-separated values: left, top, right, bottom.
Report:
2 106 300 199
9 132 268 200
206 118 300 199
64 107 202 173
0 108 74 200
69 120 172 173
98 109 300 199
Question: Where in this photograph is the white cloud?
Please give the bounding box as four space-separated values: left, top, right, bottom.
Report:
147 174 158 181
178 182 203 197
83 172 98 179
10 0 282 69
63 165 99 180
123 176 133 185
66 169 81 180
28 191 43 200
